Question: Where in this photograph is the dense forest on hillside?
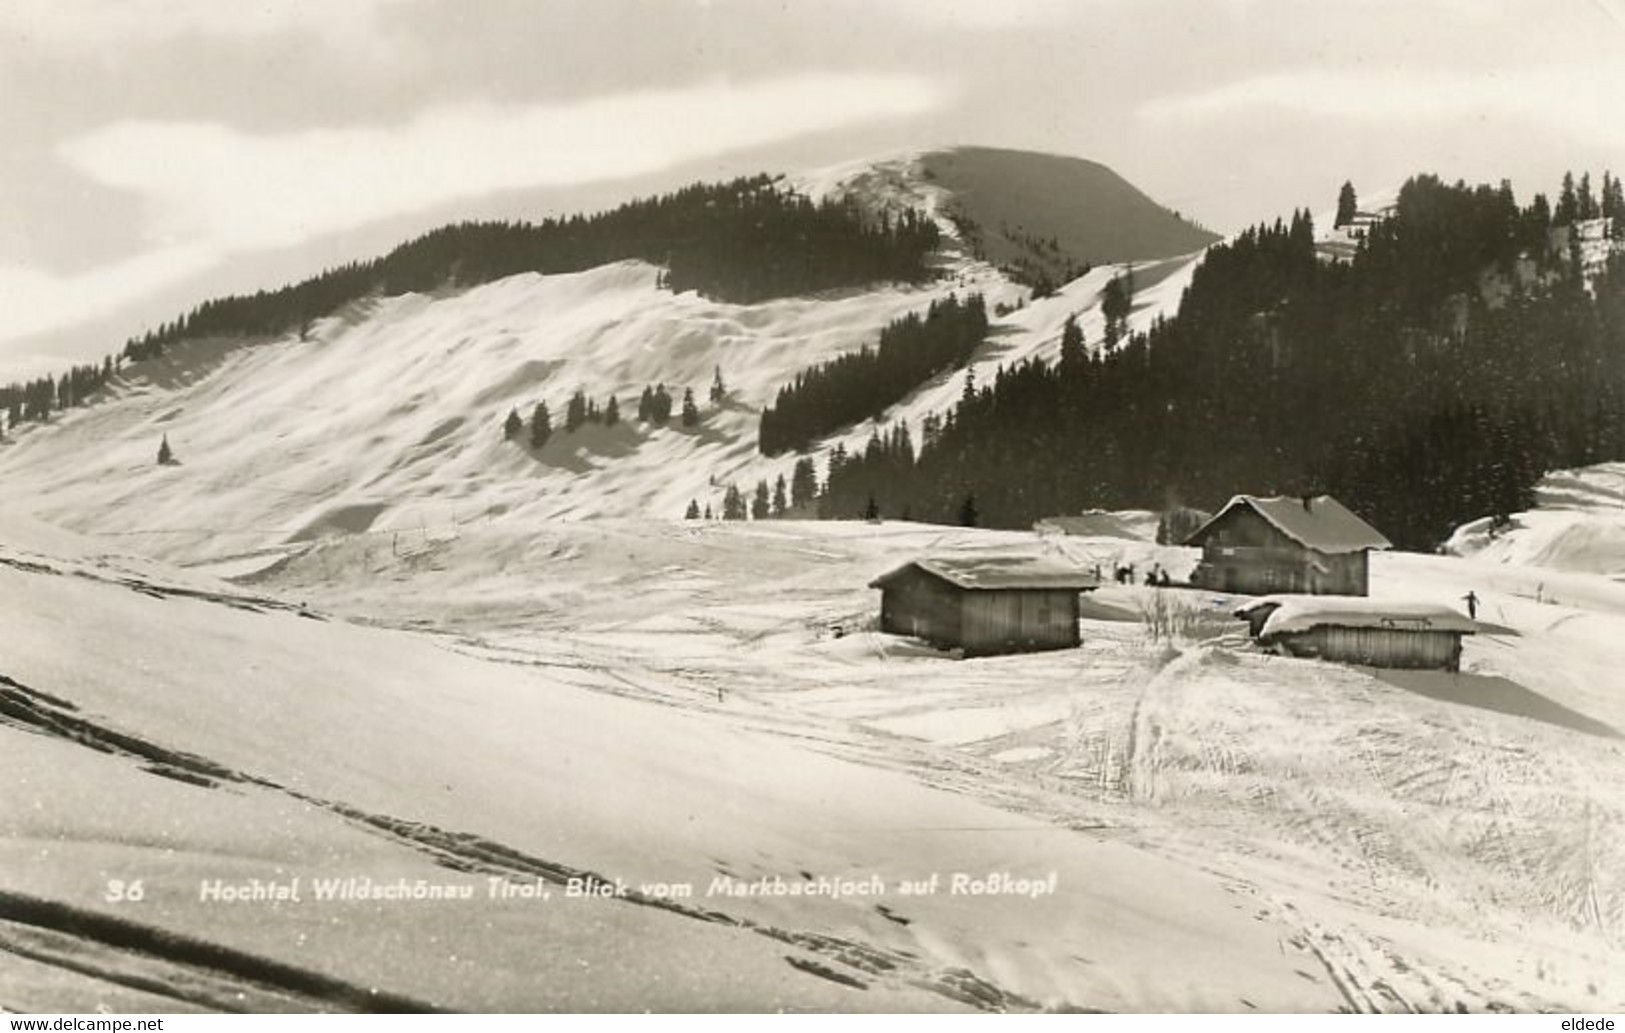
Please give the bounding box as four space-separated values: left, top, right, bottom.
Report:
810 173 1625 548
121 175 939 362
0 359 116 434
758 293 989 455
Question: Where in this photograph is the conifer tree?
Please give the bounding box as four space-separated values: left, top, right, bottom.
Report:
1578 173 1599 220
681 387 700 427
651 384 673 424
566 390 587 432
157 434 173 466
604 395 620 426
1101 266 1135 352
751 480 770 519
1059 313 1086 367
703 503 714 520
530 401 552 448
1335 181 1358 228
503 407 524 440
685 499 701 519
709 365 727 404
722 484 746 520
772 474 788 517
1558 171 1579 224
863 495 880 521
791 456 818 510
637 386 654 422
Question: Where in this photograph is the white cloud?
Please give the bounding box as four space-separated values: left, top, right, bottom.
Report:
0 0 411 52
1140 63 1625 149
1 72 947 349
0 245 217 349
61 73 948 254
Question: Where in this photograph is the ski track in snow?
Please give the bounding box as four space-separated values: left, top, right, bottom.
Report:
2 168 1624 1010
215 506 1625 1012
7 477 1625 1009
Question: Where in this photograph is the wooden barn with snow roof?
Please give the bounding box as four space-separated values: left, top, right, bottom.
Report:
868 555 1100 657
1234 595 1477 671
1184 494 1391 596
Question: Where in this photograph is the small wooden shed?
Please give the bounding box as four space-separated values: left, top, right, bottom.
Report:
1234 595 1476 671
869 555 1100 658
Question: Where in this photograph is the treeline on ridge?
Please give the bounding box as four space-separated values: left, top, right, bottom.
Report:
121 176 939 363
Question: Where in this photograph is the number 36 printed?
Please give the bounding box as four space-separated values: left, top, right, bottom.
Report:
104 879 145 902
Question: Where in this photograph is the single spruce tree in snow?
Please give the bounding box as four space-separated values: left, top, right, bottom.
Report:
503 407 524 440
157 434 173 466
651 384 673 425
790 456 818 510
529 401 552 448
1335 181 1358 228
751 480 770 520
684 499 700 519
709 365 727 404
722 484 746 520
637 386 653 422
703 503 714 520
566 390 588 432
681 387 700 427
772 474 788 517
604 395 620 426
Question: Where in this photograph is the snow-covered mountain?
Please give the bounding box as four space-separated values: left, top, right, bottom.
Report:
0 148 1208 571
7 148 1625 1013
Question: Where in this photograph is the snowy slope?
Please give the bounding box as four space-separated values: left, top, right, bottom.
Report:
219 498 1625 1013
1447 463 1625 577
0 512 1353 1012
0 154 1205 567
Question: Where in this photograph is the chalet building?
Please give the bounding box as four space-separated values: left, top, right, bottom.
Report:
869 555 1100 658
1184 494 1390 596
1235 595 1476 672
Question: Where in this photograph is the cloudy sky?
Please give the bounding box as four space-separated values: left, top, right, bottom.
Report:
3 0 1623 379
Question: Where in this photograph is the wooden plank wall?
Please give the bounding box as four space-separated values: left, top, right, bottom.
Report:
960 590 1078 655
880 568 963 646
1284 626 1462 670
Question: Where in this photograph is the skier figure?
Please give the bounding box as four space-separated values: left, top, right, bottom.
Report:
1462 590 1479 620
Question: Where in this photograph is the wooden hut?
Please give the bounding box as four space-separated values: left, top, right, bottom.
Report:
869 555 1100 657
1184 494 1390 596
1234 595 1476 671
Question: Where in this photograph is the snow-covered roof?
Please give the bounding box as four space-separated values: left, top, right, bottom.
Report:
1186 495 1391 554
1236 595 1477 637
870 554 1100 592
1032 510 1158 541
